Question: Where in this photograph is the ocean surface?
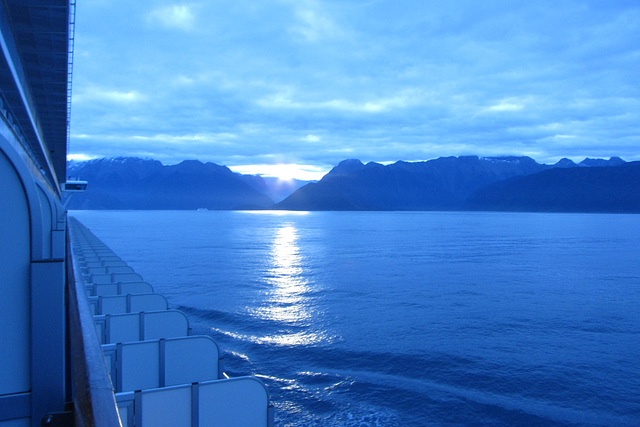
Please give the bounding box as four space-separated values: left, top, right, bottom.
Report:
71 210 640 426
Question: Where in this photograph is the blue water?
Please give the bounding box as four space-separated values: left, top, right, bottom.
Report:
71 210 640 426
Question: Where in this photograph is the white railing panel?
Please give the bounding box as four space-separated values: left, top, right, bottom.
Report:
165 336 220 386
140 386 192 427
97 311 190 344
121 341 160 392
90 274 112 284
199 377 270 427
119 282 153 295
112 273 143 283
106 266 134 274
86 267 107 275
114 378 271 426
89 282 153 297
90 283 117 296
90 294 167 315
143 310 190 340
129 294 167 313
104 314 139 344
98 296 128 315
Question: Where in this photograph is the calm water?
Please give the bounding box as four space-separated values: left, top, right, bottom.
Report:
71 210 640 426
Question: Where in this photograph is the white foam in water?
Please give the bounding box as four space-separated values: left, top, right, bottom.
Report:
275 396 402 426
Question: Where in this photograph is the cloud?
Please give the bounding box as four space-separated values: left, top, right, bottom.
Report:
147 4 196 31
73 87 146 104
285 0 346 42
69 0 640 178
484 99 526 113
301 134 320 143
129 133 239 147
256 89 426 113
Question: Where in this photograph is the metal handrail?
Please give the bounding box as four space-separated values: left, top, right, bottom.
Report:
66 226 123 427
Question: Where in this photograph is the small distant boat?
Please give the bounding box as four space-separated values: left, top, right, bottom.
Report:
197 207 209 211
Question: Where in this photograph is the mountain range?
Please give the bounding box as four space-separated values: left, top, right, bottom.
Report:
65 157 307 210
66 156 640 213
274 156 637 212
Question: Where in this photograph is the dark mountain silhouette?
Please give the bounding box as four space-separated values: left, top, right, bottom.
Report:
554 158 578 168
465 161 640 213
66 156 637 212
578 157 625 167
66 158 276 210
275 156 559 210
274 156 637 212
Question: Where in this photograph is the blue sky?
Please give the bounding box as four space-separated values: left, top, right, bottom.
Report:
69 0 640 180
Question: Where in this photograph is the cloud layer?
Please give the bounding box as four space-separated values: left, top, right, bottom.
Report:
70 0 640 177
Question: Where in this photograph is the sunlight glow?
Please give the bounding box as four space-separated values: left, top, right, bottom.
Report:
229 163 326 181
241 210 310 216
67 153 98 161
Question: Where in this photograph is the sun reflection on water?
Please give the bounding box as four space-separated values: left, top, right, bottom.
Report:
264 224 310 323
250 223 329 346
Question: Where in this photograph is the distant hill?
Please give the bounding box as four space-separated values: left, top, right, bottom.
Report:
66 158 277 210
465 161 640 213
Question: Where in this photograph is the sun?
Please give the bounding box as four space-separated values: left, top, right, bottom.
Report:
271 164 301 182
229 164 327 181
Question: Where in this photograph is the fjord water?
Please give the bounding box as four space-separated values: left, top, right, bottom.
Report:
71 210 640 426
